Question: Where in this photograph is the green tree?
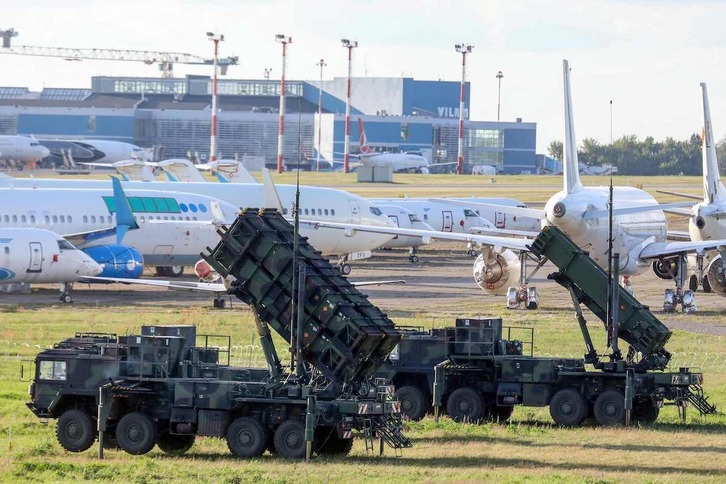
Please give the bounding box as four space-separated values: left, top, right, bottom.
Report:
548 140 563 160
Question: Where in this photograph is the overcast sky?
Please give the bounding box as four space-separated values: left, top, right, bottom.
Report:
2 0 725 152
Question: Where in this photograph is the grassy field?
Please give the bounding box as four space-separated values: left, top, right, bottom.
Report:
0 172 723 482
0 302 724 483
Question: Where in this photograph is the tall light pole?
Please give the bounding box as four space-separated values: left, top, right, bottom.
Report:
316 58 327 172
207 32 224 162
455 43 473 175
496 70 503 122
275 34 292 173
341 38 358 174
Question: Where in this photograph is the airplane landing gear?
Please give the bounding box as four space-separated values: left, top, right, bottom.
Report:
408 247 419 264
213 297 226 309
59 283 74 304
506 285 539 310
505 252 544 310
661 254 697 313
336 256 352 275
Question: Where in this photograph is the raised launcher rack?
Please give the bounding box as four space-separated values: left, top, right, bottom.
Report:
203 208 402 387
529 226 672 370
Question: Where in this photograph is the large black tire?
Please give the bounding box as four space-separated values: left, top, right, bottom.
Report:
549 389 588 427
396 385 429 421
446 387 484 423
703 275 713 293
274 419 306 459
633 401 660 424
56 409 95 453
315 427 353 456
157 432 195 455
689 274 699 292
487 404 514 423
116 412 158 455
593 391 626 426
227 417 267 458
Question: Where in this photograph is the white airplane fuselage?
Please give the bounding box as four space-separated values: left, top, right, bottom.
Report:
0 228 101 283
0 187 241 267
0 178 396 255
372 199 490 234
544 186 667 275
377 205 435 248
0 136 50 162
359 153 429 172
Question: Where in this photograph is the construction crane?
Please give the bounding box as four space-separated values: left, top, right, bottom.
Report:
0 28 238 78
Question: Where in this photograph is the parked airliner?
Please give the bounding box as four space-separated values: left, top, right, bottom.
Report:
0 135 50 168
0 228 101 288
0 172 397 274
301 60 726 312
657 83 726 298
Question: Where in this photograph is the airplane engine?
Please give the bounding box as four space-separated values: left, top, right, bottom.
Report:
652 257 679 280
194 259 221 283
706 255 726 297
83 245 144 279
472 248 520 296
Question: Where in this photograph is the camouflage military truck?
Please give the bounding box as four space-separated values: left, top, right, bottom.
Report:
377 227 716 426
26 209 409 459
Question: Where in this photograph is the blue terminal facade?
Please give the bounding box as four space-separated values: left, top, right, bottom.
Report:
0 76 536 173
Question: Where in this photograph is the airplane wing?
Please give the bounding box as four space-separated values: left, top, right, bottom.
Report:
469 226 540 238
299 220 533 252
638 240 726 260
656 189 702 201
428 198 543 220
664 208 693 217
85 276 405 292
84 276 227 292
582 201 694 220
667 230 691 241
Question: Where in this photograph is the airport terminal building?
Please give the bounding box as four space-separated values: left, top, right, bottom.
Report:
0 75 536 173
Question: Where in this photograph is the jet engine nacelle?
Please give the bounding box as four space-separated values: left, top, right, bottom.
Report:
472 248 520 295
652 257 679 280
194 259 221 283
83 245 144 279
706 254 726 297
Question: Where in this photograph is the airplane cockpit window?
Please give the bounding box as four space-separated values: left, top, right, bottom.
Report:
409 214 422 223
370 207 383 216
464 209 479 218
57 239 76 251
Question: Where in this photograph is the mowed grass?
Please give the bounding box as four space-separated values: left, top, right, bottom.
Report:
0 303 724 483
1 172 722 481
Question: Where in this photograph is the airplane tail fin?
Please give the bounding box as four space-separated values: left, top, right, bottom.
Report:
562 60 583 194
700 82 726 203
111 177 139 244
262 168 285 212
358 118 373 154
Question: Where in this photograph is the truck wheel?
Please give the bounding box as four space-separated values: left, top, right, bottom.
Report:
315 427 354 456
633 402 660 424
593 391 626 426
116 412 158 455
446 387 484 423
157 432 195 455
549 389 587 427
56 409 95 453
274 419 306 459
227 417 267 458
396 385 428 421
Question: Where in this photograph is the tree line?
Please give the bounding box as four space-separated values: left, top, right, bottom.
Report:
546 134 726 176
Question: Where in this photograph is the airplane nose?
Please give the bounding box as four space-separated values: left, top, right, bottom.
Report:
38 146 50 158
83 257 103 277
